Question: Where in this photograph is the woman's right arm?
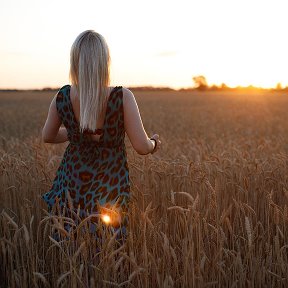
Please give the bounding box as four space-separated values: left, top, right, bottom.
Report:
122 87 160 155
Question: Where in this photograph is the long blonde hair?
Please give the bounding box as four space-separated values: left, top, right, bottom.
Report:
69 30 110 133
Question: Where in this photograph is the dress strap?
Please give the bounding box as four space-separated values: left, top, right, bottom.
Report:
56 85 72 127
100 86 124 146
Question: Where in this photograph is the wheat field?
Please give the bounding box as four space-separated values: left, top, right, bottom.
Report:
1 89 288 287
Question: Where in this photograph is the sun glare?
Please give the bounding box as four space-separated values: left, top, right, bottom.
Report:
101 214 111 224
99 204 121 226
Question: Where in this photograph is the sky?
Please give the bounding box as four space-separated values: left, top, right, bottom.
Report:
0 0 287 89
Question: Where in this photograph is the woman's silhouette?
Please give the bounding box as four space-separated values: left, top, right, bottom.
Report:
41 30 161 241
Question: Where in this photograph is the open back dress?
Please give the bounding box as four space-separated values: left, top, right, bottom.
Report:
41 85 130 240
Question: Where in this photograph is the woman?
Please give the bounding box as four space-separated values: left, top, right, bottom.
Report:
41 30 161 241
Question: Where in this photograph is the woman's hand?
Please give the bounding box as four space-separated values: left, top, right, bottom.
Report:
150 134 161 154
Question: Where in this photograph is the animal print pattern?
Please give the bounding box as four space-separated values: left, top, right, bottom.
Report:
41 85 130 239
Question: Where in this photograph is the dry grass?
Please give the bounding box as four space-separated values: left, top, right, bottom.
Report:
1 89 288 287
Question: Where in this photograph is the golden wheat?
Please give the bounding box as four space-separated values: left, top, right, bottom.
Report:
1 89 288 287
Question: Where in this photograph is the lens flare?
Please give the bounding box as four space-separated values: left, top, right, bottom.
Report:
101 214 111 224
99 200 122 227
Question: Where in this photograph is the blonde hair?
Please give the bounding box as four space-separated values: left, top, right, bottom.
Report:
69 30 110 133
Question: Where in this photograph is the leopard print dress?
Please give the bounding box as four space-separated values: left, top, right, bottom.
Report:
41 85 130 240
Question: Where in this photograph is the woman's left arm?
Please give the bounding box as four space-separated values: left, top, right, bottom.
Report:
42 95 68 144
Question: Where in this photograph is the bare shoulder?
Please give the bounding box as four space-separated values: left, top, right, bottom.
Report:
51 93 58 105
122 87 136 103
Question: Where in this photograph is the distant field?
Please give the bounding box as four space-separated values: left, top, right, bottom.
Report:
2 89 288 156
1 89 288 287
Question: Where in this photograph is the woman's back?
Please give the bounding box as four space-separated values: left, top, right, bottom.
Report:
69 85 116 143
42 84 130 237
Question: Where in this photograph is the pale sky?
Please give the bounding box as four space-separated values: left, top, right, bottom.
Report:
0 0 287 89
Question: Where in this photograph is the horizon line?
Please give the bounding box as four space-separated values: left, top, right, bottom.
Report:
1 83 288 92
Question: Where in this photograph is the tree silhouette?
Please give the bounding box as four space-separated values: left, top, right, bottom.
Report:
221 83 228 90
276 82 282 90
192 75 208 90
